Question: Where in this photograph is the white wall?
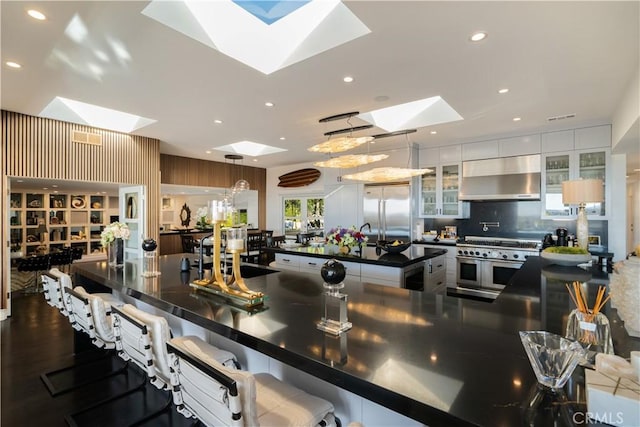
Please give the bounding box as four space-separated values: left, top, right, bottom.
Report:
266 162 326 236
612 64 640 149
609 154 628 261
629 179 640 253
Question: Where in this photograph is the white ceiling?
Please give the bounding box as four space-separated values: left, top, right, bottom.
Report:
2 1 639 173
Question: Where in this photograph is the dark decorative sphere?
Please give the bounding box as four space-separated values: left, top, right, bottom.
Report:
142 238 157 252
320 259 346 284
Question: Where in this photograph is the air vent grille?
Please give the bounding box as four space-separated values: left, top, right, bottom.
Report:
72 130 102 146
547 113 576 122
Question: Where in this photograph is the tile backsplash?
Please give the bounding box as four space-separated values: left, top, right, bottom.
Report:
421 200 608 246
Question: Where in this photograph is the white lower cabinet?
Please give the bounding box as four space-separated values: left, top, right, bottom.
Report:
417 245 456 286
273 253 403 287
360 264 403 288
274 253 300 271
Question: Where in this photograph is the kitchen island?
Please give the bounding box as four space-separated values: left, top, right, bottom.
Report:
73 255 639 426
267 244 447 288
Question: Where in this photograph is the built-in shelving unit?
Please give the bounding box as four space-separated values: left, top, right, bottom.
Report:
10 191 118 257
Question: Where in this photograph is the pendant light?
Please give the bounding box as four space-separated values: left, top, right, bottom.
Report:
308 111 375 154
225 154 250 193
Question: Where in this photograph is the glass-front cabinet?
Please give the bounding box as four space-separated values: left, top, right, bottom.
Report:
419 164 469 218
542 149 608 219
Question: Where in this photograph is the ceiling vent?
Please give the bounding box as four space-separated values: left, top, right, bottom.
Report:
71 130 102 146
547 113 576 122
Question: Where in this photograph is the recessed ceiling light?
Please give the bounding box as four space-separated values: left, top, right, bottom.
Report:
280 137 285 140
343 76 354 83
498 88 509 94
17 180 23 183
265 102 274 107
205 150 211 154
513 117 521 122
634 168 640 172
5 61 21 69
430 131 437 135
53 190 58 194
101 191 107 194
27 9 46 20
214 119 222 124
470 31 487 42
52 185 58 188
253 158 258 162
43 187 48 190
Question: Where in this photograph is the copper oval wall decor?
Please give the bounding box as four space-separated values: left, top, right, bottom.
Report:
278 168 321 188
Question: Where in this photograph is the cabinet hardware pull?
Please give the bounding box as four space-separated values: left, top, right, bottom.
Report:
308 262 316 266
283 258 290 262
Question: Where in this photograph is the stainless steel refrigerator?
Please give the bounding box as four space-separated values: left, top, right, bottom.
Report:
363 183 411 244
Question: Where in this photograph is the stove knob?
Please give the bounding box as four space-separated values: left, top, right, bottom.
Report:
475 251 480 256
463 250 469 255
513 254 519 259
458 250 463 255
482 253 488 258
502 254 508 259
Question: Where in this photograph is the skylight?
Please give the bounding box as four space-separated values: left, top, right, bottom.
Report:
39 97 156 133
358 96 463 132
214 140 287 157
141 0 370 74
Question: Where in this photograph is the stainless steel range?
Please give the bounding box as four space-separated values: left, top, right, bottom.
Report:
451 236 541 299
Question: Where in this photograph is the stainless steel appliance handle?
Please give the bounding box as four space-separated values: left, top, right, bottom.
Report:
382 200 387 241
377 199 382 241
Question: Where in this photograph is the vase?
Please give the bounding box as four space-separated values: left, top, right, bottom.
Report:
108 238 124 267
565 309 613 362
338 245 350 255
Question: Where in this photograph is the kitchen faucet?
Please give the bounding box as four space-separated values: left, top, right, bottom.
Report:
359 223 371 233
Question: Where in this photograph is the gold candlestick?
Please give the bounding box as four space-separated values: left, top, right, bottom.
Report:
191 223 265 308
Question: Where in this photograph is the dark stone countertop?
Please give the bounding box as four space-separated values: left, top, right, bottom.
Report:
73 255 639 427
412 239 459 246
266 245 447 268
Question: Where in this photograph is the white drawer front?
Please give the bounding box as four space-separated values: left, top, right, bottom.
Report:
429 257 446 275
341 261 361 277
298 256 323 271
360 264 402 282
275 253 300 270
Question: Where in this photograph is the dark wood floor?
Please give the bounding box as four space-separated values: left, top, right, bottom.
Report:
1 292 199 427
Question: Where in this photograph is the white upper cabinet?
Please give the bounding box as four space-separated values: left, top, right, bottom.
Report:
498 134 541 157
574 125 611 150
461 140 499 161
541 148 610 219
541 130 574 153
418 146 469 219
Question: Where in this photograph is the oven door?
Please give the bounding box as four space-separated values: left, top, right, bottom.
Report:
485 260 523 291
456 257 482 288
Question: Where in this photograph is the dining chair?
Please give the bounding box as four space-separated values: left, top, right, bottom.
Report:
181 235 198 253
240 232 263 264
167 339 338 427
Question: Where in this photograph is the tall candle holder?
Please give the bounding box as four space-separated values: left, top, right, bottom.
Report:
191 202 265 308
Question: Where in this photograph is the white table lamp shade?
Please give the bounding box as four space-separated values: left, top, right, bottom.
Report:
561 179 604 249
562 179 604 204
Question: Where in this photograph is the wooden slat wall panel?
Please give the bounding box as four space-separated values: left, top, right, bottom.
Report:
1 110 161 309
160 154 267 228
1 112 7 312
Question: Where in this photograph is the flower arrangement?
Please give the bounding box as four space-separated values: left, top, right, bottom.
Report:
326 226 368 248
100 222 131 248
195 206 210 229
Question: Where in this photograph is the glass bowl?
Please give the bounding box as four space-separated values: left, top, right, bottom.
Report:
519 331 587 390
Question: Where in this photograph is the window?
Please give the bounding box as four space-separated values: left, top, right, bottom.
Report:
283 197 324 236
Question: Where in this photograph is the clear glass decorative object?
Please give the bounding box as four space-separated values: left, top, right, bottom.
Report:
226 227 246 252
141 238 160 277
317 259 351 335
210 200 227 222
519 331 587 390
565 309 613 361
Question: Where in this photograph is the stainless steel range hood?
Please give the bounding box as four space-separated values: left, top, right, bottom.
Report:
459 154 541 200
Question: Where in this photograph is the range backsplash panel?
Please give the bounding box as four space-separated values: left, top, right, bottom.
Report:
421 200 608 247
